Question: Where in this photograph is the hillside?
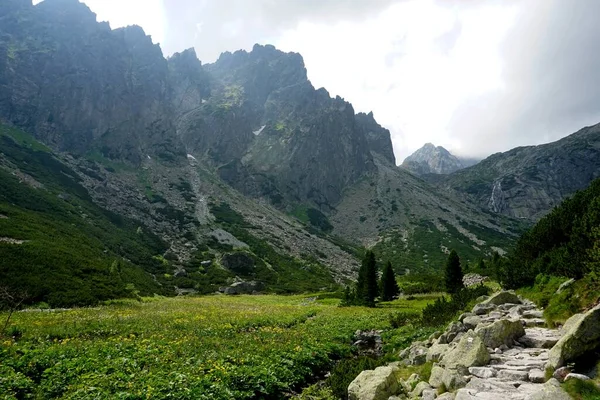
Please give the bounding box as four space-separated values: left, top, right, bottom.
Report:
433 123 600 220
0 0 531 304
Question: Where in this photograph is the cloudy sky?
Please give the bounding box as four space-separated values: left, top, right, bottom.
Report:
42 0 600 163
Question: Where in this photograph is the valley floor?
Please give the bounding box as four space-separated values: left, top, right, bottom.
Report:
0 294 437 399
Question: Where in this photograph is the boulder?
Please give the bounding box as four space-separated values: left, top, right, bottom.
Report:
442 368 468 391
222 281 264 295
468 367 496 379
441 333 490 369
475 319 525 349
406 345 428 366
422 389 437 400
437 394 456 400
462 316 482 330
426 343 449 362
524 378 571 400
552 367 571 382
556 278 575 294
429 365 445 388
401 373 420 393
528 369 546 383
472 303 496 315
565 373 591 381
547 304 600 370
497 369 529 381
410 381 431 397
348 365 399 400
482 291 522 306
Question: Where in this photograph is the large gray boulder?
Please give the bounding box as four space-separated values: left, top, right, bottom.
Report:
426 343 449 362
441 333 490 369
429 365 445 388
348 365 399 400
475 318 525 348
547 304 600 370
524 378 571 400
221 281 264 295
482 291 522 306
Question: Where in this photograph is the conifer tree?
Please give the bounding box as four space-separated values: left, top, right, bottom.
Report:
357 251 378 307
444 250 464 294
381 261 400 301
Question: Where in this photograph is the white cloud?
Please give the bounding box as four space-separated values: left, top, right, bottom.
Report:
275 0 517 162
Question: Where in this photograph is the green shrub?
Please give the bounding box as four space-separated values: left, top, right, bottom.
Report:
420 285 491 327
563 378 600 400
327 357 385 400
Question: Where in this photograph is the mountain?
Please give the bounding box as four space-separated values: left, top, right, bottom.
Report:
402 143 471 175
434 123 600 220
2 0 586 305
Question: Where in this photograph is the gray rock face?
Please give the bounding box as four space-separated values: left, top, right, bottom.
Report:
547 304 600 370
438 123 600 220
441 333 490 369
220 281 264 295
402 143 467 175
475 318 525 349
347 365 399 400
0 0 185 163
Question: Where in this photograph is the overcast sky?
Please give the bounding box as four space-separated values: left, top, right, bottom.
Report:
39 0 600 163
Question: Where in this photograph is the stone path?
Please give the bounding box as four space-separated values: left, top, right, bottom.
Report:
452 299 564 399
349 291 590 400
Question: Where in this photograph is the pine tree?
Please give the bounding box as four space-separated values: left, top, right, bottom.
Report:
381 261 400 301
356 251 378 307
444 250 464 294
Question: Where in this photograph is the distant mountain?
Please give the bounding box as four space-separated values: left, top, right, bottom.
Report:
7 0 600 305
402 143 476 175
434 123 600 220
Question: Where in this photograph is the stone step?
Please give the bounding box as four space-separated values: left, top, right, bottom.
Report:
523 318 546 327
518 327 561 348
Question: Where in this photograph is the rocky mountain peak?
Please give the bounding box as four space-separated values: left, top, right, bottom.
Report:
402 143 466 175
355 111 396 165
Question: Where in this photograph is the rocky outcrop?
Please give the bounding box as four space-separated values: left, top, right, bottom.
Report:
547 304 600 370
402 144 467 175
219 281 264 295
348 365 399 400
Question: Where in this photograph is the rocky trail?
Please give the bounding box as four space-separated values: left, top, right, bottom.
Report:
349 291 600 399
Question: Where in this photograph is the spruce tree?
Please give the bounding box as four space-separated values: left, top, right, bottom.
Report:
381 261 400 301
357 251 378 306
444 250 464 294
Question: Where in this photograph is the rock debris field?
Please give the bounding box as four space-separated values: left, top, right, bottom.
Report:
348 291 600 399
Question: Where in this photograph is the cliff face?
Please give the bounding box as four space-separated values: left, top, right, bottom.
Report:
0 0 185 163
438 123 600 220
173 44 394 209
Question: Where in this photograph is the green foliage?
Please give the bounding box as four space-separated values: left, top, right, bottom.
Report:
520 274 600 326
381 262 400 301
563 377 600 400
420 285 491 327
397 273 444 295
0 127 169 307
501 178 600 288
0 294 438 400
327 357 385 400
355 251 378 307
444 250 464 294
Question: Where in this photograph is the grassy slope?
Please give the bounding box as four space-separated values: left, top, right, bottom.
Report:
0 124 169 306
1 294 437 400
